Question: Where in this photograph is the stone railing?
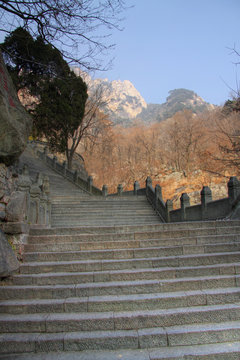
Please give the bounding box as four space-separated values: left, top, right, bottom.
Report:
37 147 102 196
145 176 168 222
144 176 240 223
107 181 146 197
168 177 240 222
17 164 51 226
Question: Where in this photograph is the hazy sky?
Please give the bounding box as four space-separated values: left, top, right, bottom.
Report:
95 0 240 106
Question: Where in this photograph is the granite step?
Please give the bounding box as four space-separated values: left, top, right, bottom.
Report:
10 262 240 285
1 321 240 355
1 302 240 334
1 287 240 314
25 234 240 252
28 222 240 236
22 242 240 262
19 251 240 274
1 341 240 359
1 274 239 300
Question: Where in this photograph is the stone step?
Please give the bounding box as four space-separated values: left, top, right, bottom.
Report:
1 341 240 359
24 235 240 252
51 220 161 227
11 262 240 285
26 232 240 247
1 274 239 300
1 321 240 355
28 222 240 236
1 302 240 334
22 243 240 262
19 251 240 274
51 211 157 217
1 287 240 314
51 201 153 207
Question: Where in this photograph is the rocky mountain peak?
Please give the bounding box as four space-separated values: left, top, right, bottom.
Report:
73 68 214 126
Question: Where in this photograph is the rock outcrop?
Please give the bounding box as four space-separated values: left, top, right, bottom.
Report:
0 229 19 277
0 51 32 165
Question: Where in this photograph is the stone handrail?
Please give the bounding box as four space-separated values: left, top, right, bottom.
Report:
168 177 240 222
17 164 51 226
145 177 168 222
138 176 240 223
32 144 240 222
37 147 102 196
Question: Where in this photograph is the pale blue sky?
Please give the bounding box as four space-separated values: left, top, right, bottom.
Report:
95 0 240 105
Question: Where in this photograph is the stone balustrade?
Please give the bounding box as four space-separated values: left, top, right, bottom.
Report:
35 145 240 222
37 147 102 196
17 164 51 226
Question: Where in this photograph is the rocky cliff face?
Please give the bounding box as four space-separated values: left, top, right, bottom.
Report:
73 69 147 124
0 52 32 165
74 69 215 126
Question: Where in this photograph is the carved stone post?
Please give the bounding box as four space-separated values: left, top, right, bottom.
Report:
43 146 48 162
36 172 43 188
228 177 240 202
102 185 108 197
88 176 93 193
74 170 79 183
117 184 123 196
29 182 41 224
62 161 67 176
17 164 32 222
180 193 190 222
53 156 57 170
42 175 51 226
155 184 162 210
146 176 152 188
201 186 212 220
166 199 173 223
134 181 140 196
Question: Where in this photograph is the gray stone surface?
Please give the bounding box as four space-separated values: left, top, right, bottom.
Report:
0 229 19 277
5 191 27 222
0 52 31 165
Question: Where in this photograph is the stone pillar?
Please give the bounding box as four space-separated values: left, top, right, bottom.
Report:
29 182 41 224
74 170 79 183
134 181 140 196
102 185 108 197
146 176 152 188
42 175 51 226
36 172 43 189
39 191 48 225
201 186 212 220
42 176 50 196
43 146 48 161
117 184 123 196
166 199 173 223
53 156 57 169
88 176 93 193
17 164 32 222
155 184 162 210
228 176 240 202
62 161 67 176
180 193 190 222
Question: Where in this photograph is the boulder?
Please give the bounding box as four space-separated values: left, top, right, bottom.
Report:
5 191 27 222
0 229 19 277
0 51 32 165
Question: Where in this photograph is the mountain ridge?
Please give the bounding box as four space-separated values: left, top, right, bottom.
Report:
73 68 215 125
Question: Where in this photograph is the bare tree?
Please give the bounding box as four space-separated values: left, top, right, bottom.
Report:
0 0 128 70
67 82 112 168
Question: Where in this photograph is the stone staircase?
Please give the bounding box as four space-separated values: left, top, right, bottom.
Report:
1 148 240 358
1 220 240 359
51 197 161 227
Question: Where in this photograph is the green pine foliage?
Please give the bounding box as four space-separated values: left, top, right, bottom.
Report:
1 27 88 167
